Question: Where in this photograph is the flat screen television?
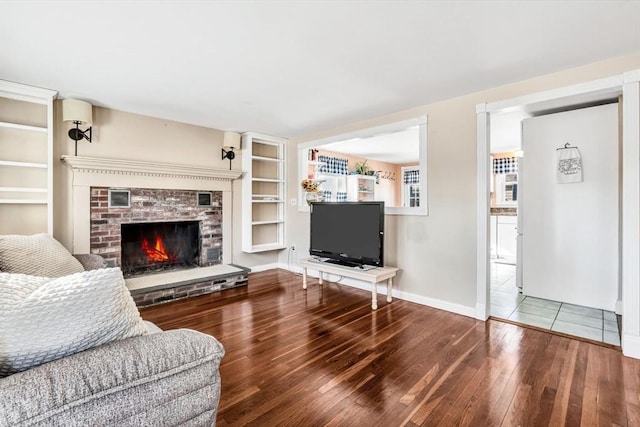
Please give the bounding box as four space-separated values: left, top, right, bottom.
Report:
309 201 384 268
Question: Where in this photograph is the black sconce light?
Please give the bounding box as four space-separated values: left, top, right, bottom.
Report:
221 131 241 170
62 99 93 156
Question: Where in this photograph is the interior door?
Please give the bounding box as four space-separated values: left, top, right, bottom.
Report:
520 103 619 311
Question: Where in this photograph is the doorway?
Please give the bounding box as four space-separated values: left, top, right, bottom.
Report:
476 71 640 358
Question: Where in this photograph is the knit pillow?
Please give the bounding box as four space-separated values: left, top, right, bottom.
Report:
0 268 147 377
0 234 84 277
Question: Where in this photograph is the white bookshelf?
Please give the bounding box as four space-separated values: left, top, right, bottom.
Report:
241 132 287 253
0 80 57 235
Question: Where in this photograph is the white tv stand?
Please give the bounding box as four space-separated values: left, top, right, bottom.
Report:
298 257 399 310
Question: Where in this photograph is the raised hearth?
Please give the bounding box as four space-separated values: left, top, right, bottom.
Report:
128 264 250 307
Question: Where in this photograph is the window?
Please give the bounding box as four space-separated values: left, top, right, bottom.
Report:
402 166 420 208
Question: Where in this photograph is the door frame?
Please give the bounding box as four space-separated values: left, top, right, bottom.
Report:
475 70 640 359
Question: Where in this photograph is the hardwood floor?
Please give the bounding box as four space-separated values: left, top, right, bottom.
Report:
141 269 640 426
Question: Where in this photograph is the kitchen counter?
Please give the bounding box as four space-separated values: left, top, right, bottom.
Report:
490 207 517 216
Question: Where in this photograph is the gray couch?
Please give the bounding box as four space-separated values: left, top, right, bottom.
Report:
0 253 225 426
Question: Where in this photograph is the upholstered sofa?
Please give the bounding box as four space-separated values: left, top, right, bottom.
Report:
0 234 225 426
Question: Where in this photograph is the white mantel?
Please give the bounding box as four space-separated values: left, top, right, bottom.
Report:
61 155 242 261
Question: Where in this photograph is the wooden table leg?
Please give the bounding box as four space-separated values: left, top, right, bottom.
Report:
387 277 393 303
371 281 378 310
303 267 308 290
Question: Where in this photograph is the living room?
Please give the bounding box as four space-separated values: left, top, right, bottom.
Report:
2 1 640 425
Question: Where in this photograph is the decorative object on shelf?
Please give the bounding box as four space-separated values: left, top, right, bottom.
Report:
352 160 374 176
62 99 93 156
301 178 325 205
221 131 241 170
305 191 324 206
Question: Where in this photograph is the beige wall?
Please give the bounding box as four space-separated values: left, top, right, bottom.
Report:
52 105 277 268
284 51 640 310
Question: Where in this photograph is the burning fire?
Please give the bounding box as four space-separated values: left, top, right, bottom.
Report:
142 236 170 262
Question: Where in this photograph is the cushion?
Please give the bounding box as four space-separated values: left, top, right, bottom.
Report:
0 267 147 377
0 233 84 277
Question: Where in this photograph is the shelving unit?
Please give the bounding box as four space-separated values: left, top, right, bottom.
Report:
0 80 57 235
242 132 287 253
347 174 377 202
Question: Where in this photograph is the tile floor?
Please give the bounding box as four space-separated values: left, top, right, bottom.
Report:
490 261 621 346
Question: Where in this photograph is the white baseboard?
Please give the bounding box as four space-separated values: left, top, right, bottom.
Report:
623 333 640 359
248 263 282 273
475 303 488 321
277 262 477 320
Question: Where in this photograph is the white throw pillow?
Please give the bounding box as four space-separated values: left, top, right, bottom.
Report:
0 267 147 377
0 233 84 277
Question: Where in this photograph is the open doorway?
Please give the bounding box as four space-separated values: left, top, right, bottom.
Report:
475 72 640 358
488 106 621 345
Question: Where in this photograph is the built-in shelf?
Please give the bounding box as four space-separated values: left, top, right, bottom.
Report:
242 132 287 253
347 175 377 201
0 187 48 193
252 177 285 183
251 220 284 226
247 243 287 252
0 121 48 133
252 155 283 163
0 160 48 168
0 199 48 204
0 80 57 235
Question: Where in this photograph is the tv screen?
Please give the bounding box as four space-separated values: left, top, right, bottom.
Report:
309 202 384 267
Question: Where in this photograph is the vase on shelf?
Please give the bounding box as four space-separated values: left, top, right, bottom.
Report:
305 191 324 206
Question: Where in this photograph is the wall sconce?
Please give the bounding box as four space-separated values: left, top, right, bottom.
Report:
221 131 241 170
62 99 93 156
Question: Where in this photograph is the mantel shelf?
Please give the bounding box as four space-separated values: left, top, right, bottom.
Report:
61 156 244 181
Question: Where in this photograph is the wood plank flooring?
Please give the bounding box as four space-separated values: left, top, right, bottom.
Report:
140 269 640 426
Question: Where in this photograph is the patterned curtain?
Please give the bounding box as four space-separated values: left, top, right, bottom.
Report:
318 155 348 175
492 157 518 174
403 170 419 184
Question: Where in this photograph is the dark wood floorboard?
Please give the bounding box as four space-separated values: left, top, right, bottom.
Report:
141 269 639 426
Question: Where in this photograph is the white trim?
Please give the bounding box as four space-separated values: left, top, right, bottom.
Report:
622 334 640 359
624 70 640 84
61 156 242 181
298 116 427 150
622 79 640 342
477 69 640 358
485 75 623 113
616 300 622 315
249 263 283 273
0 80 58 104
476 110 490 321
280 262 476 319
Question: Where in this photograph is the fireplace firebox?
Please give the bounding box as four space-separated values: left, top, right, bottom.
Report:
121 221 201 276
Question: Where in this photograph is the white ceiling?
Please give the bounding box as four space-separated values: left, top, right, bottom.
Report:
1 1 639 139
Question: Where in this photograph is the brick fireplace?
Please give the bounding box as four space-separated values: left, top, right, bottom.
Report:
89 187 223 274
62 156 245 304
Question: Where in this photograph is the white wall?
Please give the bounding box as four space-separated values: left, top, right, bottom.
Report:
283 52 640 315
